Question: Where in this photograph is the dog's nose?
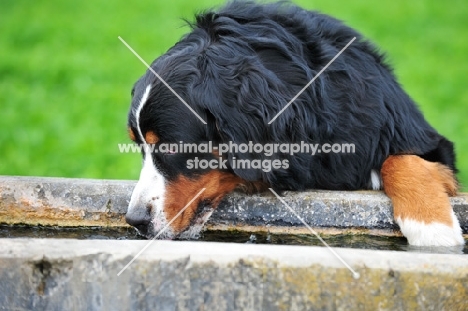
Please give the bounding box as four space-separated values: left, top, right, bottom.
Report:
125 208 151 234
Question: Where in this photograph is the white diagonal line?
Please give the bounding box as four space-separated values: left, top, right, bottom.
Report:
268 37 356 124
268 188 360 279
117 188 206 276
118 36 207 125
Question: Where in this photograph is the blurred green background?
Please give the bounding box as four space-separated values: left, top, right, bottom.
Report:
1 0 467 190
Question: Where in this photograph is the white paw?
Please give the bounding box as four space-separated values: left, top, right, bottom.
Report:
396 213 464 247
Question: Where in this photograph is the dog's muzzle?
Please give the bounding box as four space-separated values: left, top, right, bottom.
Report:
125 207 152 236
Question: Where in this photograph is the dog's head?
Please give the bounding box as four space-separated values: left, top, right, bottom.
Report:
125 74 245 239
124 37 251 239
125 79 245 238
124 2 320 239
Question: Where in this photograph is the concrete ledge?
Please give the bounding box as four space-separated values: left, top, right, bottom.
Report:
0 239 467 310
1 176 467 234
0 176 132 227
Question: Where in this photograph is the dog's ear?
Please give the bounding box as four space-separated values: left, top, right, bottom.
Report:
192 45 313 183
192 74 280 182
201 98 268 181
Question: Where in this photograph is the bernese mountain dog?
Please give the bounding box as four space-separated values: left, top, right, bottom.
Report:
125 1 464 246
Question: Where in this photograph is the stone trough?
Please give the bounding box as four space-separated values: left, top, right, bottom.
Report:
0 176 467 310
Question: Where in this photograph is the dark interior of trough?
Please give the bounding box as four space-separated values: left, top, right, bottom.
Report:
1 224 466 254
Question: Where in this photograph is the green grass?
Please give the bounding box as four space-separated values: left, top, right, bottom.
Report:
1 0 467 190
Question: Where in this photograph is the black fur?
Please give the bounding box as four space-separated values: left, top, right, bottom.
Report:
128 1 456 191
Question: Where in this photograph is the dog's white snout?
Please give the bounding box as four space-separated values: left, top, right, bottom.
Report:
126 154 167 235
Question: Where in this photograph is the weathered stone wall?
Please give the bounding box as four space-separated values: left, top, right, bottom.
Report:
1 176 467 234
1 239 467 310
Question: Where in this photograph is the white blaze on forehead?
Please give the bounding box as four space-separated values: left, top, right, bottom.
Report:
133 84 152 142
127 83 169 235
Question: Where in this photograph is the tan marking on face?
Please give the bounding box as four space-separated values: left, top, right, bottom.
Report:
163 170 244 234
128 127 136 141
381 155 458 227
145 131 159 144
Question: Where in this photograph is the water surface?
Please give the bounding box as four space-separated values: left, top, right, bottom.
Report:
1 224 466 254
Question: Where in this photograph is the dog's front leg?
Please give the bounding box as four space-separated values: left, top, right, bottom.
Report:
381 155 464 246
